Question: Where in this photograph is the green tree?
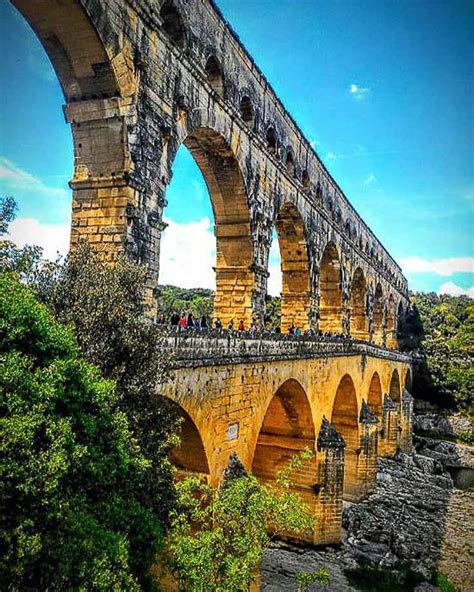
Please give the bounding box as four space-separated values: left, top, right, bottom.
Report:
0 273 163 590
403 293 474 410
165 451 326 592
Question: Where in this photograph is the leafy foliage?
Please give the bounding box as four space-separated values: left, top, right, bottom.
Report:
0 196 16 234
0 223 180 530
264 295 281 330
158 285 214 320
400 293 474 410
165 450 322 592
0 273 163 590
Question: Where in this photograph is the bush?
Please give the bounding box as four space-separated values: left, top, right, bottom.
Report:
0 273 163 589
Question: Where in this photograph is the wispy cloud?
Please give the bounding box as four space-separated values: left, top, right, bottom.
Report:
438 282 474 298
349 83 371 100
325 152 337 161
401 256 474 276
363 173 376 186
0 156 69 201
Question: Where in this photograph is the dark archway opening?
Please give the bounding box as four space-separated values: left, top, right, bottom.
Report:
252 379 315 482
160 1 185 49
389 369 401 403
266 126 277 154
319 242 343 334
205 55 224 97
372 284 384 345
331 374 359 500
350 268 368 340
168 402 210 475
240 96 254 127
367 372 383 418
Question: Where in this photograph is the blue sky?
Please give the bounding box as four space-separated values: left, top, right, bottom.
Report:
0 0 472 295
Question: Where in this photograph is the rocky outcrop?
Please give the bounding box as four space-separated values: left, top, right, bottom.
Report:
414 434 474 469
342 453 451 579
438 490 474 592
414 411 472 439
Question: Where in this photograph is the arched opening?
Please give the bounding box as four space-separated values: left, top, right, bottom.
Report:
286 150 296 177
389 369 401 403
275 202 311 333
9 1 136 268
397 301 405 344
12 0 120 102
167 402 210 476
160 1 185 49
240 96 254 127
161 128 254 326
331 375 359 500
350 268 368 340
367 372 383 418
319 242 343 334
405 368 413 393
252 379 316 483
372 284 384 345
386 294 397 348
266 126 277 154
205 55 224 97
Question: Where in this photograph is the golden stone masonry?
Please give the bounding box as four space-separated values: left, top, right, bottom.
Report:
12 0 413 547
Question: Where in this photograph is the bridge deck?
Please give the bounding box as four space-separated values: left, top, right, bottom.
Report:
156 328 412 368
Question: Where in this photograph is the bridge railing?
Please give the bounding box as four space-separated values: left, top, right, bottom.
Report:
155 326 412 366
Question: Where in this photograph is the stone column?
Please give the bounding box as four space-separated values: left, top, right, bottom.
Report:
313 417 345 545
353 400 379 500
379 394 400 457
399 389 414 453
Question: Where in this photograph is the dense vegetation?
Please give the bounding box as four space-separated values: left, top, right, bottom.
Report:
158 285 214 321
401 293 473 411
165 452 328 591
0 197 318 590
157 285 283 329
0 273 163 589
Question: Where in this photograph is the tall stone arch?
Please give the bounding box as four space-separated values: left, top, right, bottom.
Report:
350 267 368 340
319 241 343 333
164 126 255 326
274 201 312 332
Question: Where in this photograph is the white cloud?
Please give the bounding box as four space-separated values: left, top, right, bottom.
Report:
0 156 70 201
267 238 282 296
349 83 371 100
159 217 216 289
326 152 337 161
363 173 376 186
309 138 319 149
7 217 70 260
438 282 474 298
401 256 474 277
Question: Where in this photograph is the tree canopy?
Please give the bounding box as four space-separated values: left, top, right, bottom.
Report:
401 292 473 410
0 273 163 590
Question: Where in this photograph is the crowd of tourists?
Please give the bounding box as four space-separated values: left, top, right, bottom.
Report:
157 311 351 340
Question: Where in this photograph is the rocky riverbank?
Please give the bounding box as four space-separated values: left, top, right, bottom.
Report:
261 449 473 591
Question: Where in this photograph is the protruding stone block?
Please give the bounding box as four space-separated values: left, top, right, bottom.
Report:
314 417 345 545
379 394 399 457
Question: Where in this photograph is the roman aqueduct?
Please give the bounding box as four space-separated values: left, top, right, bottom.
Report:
12 0 413 545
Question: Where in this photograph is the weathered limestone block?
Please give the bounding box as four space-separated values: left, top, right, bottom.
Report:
379 394 400 458
399 389 414 453
314 417 345 545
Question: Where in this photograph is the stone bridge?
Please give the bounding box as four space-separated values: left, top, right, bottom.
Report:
12 0 413 546
158 329 413 545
